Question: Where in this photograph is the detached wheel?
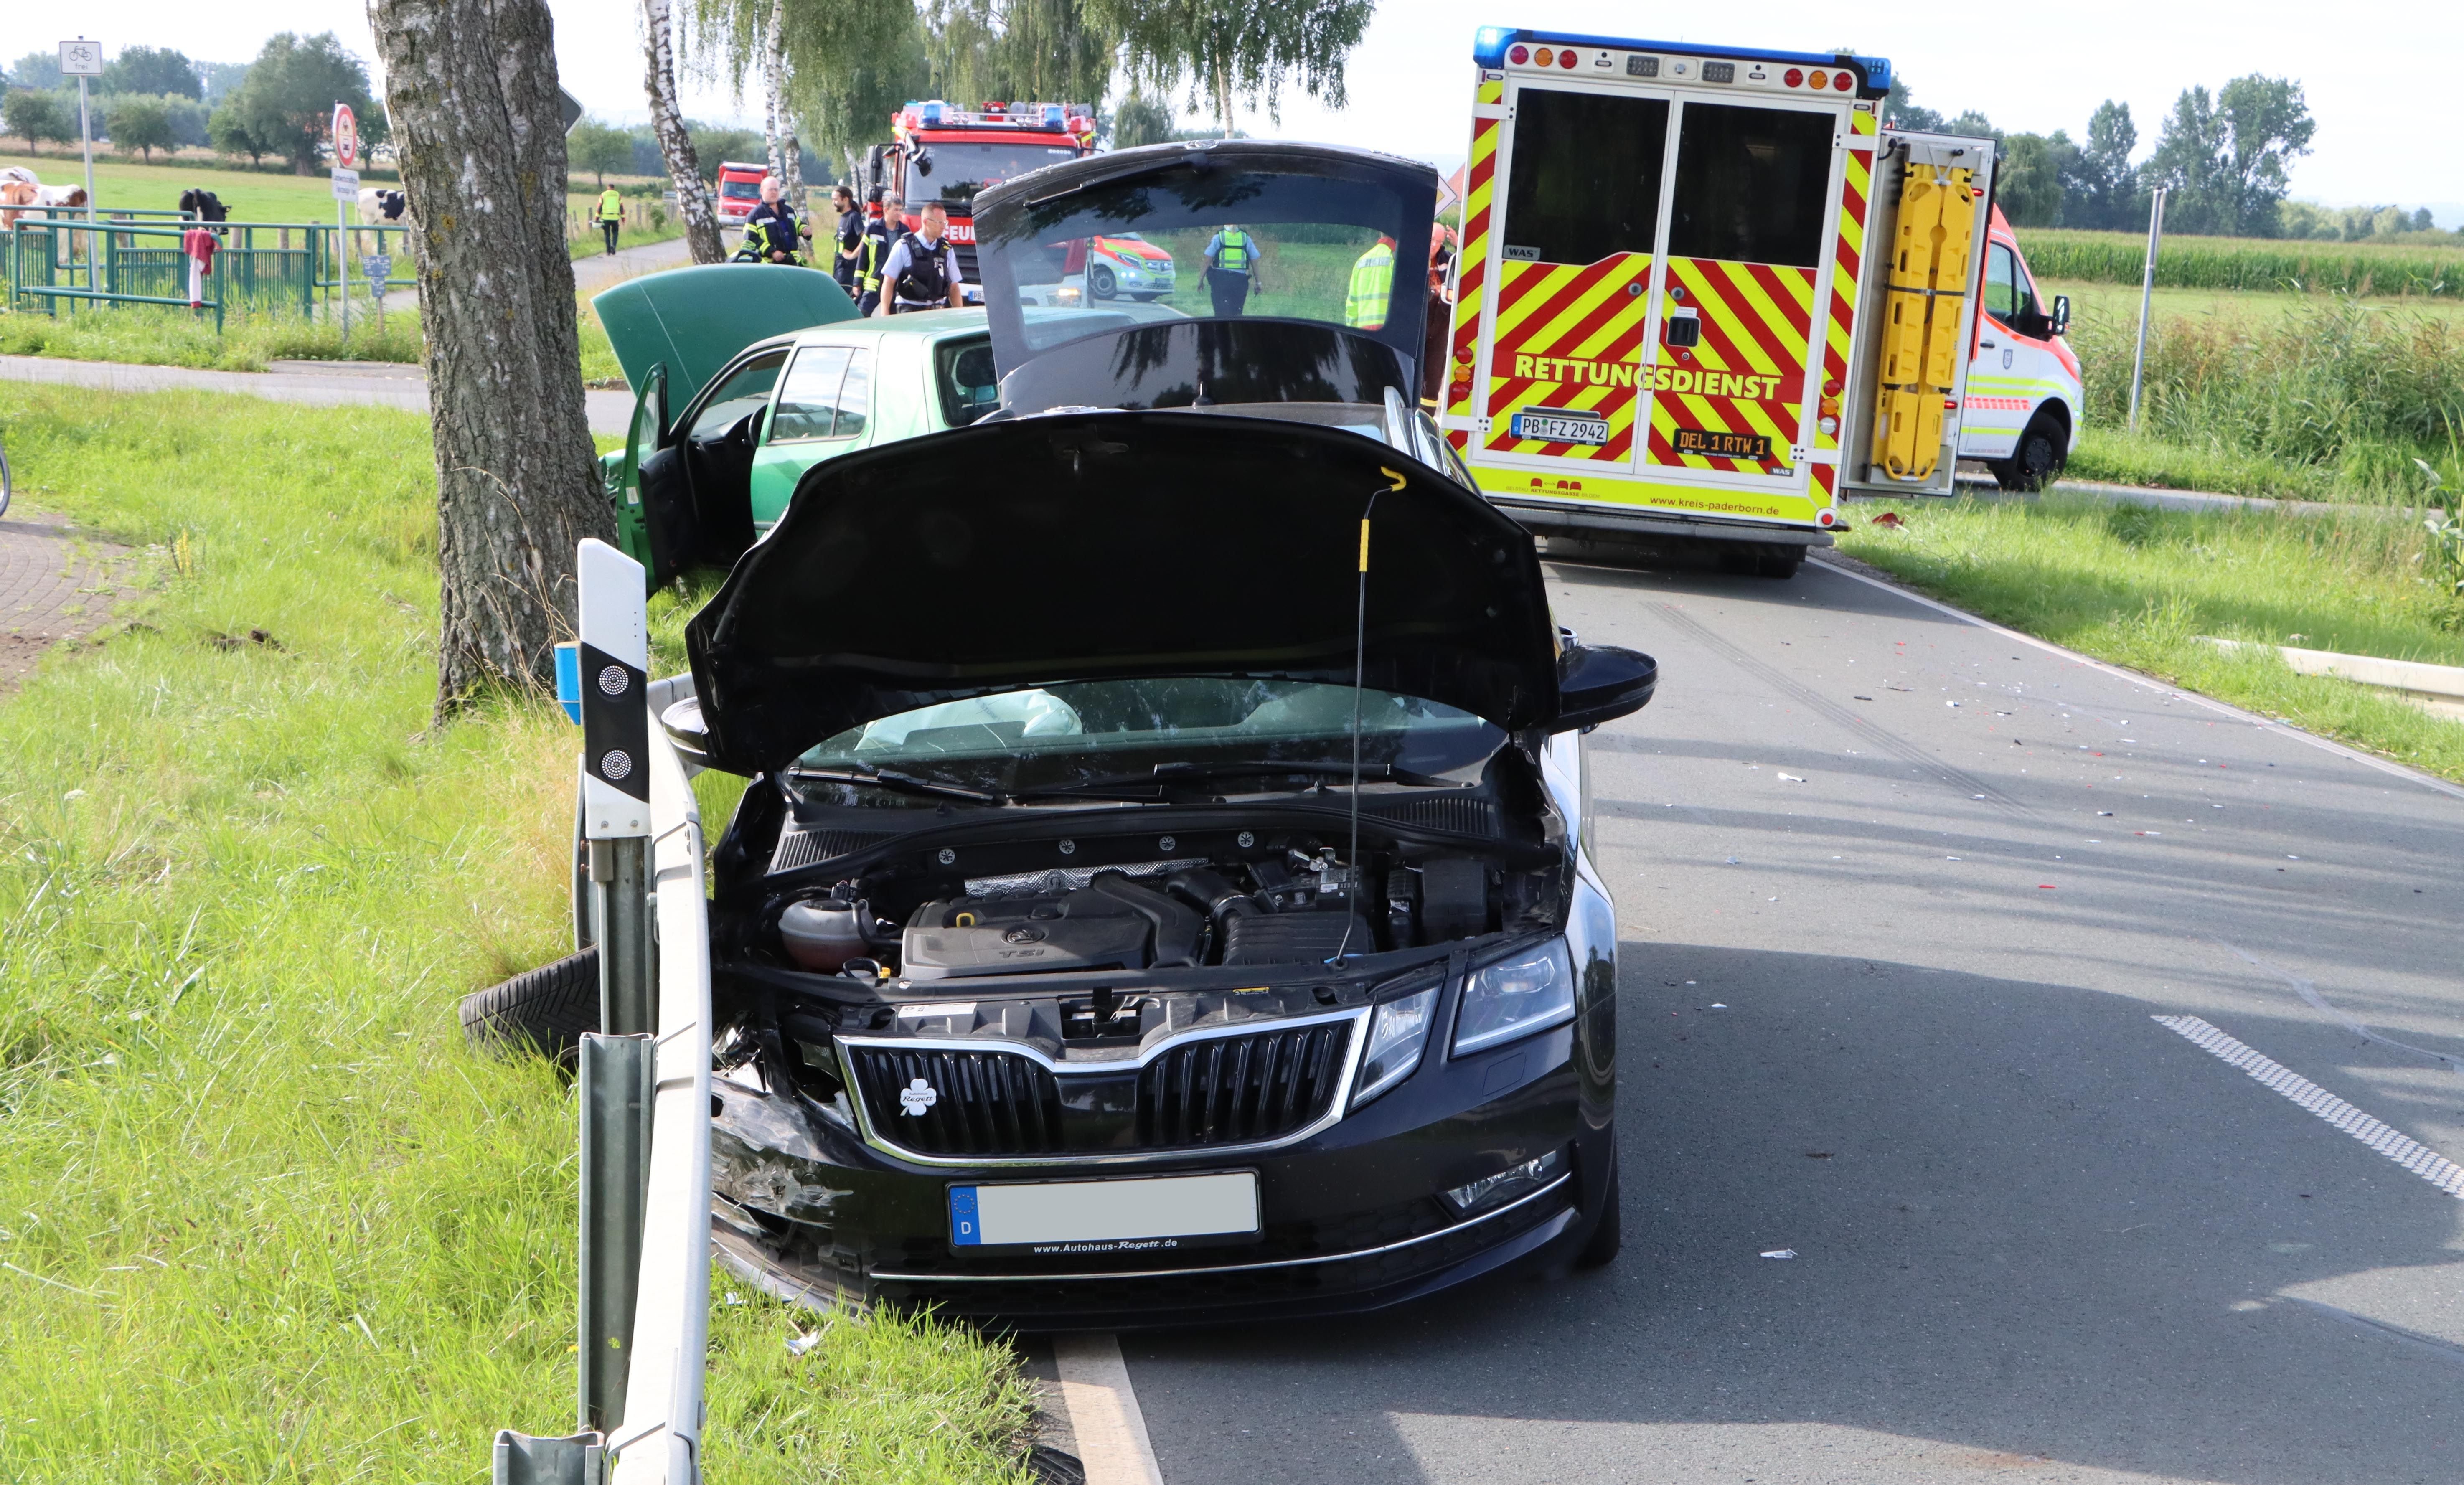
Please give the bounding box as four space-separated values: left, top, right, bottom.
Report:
1990 412 2068 492
460 949 601 1061
1089 264 1117 300
1575 1149 1623 1269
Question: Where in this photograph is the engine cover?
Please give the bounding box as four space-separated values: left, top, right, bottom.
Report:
902 893 1149 979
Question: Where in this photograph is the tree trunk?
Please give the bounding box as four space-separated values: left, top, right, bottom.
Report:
369 0 612 717
643 0 723 264
763 0 803 213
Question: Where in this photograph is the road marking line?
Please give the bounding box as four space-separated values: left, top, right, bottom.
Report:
1809 553 2464 803
2154 1015 2464 1198
1052 1332 1165 1485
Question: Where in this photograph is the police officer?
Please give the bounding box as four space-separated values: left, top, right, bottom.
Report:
1203 223 1264 317
1344 233 1398 331
855 195 897 315
596 185 623 256
742 177 804 264
874 201 964 315
830 185 861 294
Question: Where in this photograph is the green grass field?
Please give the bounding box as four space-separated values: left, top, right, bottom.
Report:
0 382 1036 1482
1839 497 2464 782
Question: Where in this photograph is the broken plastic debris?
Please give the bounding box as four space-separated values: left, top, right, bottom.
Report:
1871 511 1903 527
1710 1003 1727 1009
1778 773 1805 782
1760 1248 1798 1260
1725 856 1739 865
786 1333 822 1357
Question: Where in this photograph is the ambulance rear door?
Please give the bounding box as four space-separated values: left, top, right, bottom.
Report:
1842 130 1996 495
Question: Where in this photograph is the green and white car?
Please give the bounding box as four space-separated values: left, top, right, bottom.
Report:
594 265 1002 584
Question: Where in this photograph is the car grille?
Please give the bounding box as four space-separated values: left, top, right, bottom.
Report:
843 1045 1065 1157
1137 1022 1353 1148
845 1018 1357 1158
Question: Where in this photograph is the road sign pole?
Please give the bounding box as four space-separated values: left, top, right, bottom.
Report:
2128 187 2167 436
60 40 104 293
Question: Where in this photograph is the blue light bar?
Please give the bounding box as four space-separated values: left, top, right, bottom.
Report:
1044 104 1065 130
922 100 945 126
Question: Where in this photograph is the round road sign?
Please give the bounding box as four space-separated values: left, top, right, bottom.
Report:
333 104 358 170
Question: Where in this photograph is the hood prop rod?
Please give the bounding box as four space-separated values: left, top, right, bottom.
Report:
1328 466 1411 967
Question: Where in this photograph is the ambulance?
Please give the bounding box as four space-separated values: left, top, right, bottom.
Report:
1444 28 2080 576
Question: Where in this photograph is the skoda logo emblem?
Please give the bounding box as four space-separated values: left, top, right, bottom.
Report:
1002 925 1046 944
899 1078 938 1116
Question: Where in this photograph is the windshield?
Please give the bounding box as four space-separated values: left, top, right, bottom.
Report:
909 141 1083 206
793 678 1504 802
977 150 1432 370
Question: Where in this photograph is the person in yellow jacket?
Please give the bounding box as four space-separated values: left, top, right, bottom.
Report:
597 186 623 256
1345 233 1397 331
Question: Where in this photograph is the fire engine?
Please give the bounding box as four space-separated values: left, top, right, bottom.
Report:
714 160 769 228
1445 28 2080 576
867 100 1099 299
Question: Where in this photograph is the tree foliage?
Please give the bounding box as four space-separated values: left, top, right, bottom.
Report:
569 117 635 184
1110 91 1175 149
103 46 203 100
212 33 387 173
1088 0 1374 127
3 91 71 155
108 94 175 160
2143 75 2313 236
6 52 64 91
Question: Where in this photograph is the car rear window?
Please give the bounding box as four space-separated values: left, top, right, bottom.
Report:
935 337 998 426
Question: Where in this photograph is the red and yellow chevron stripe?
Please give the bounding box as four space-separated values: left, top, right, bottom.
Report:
1642 257 1815 475
1445 93 1501 431
1481 254 1656 462
1815 111 1876 459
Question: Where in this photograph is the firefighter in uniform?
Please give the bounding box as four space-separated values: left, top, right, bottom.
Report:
1203 224 1264 317
1344 233 1397 332
742 177 805 264
597 186 623 255
855 195 896 315
874 201 964 315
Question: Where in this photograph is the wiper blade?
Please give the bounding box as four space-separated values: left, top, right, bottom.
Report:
790 764 1007 804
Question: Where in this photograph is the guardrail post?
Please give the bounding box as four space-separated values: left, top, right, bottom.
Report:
578 1033 655 1433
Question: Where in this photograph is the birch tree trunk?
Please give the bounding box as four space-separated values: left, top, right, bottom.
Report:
763 0 804 212
643 0 724 263
368 0 610 716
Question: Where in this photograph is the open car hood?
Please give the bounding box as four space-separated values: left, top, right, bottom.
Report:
684 411 1562 776
592 264 858 407
972 142 1439 415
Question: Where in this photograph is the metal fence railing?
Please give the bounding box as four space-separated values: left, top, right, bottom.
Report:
5 210 417 328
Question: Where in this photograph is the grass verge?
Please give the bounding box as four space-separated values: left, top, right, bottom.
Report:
0 382 1035 1482
1838 495 2464 784
0 304 423 371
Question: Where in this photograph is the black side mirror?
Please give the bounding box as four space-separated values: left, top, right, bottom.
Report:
2050 294 2071 336
1555 644 1657 733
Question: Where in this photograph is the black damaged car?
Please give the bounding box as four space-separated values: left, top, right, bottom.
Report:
665 402 1657 1328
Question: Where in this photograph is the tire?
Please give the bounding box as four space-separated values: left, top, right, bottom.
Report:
572 774 595 953
1089 265 1117 300
0 436 11 519
1025 1446 1088 1485
1991 412 2068 492
459 948 601 1061
1575 1148 1623 1269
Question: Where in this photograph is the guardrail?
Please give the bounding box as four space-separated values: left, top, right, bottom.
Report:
4 210 415 324
499 540 711 1485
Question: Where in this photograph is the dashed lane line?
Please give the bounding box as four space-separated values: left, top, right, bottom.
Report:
2154 1015 2464 1199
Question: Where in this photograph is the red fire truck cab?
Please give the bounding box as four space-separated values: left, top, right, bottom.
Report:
866 101 1098 300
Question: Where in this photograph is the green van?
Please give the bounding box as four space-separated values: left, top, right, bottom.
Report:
592 264 1001 584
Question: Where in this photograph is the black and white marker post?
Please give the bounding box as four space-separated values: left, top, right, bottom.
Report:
575 539 655 1442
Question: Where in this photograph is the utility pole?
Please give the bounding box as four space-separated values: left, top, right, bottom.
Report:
2128 187 2167 435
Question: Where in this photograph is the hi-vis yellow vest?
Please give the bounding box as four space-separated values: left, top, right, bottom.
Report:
598 188 622 222
1345 240 1395 330
1216 228 1252 272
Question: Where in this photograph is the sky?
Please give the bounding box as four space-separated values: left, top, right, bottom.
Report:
33 0 2464 220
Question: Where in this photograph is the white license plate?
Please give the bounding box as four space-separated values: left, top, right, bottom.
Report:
949 1172 1260 1254
1510 409 1608 445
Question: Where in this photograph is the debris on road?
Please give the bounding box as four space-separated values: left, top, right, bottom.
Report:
1778 772 1805 782
1870 511 1903 527
1760 1248 1798 1259
787 1332 823 1357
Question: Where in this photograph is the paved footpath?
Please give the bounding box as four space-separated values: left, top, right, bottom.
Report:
0 509 130 690
4 236 699 436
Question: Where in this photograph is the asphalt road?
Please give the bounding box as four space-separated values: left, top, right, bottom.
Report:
1120 551 2464 1485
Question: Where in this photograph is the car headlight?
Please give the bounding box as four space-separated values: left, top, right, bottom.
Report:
1352 984 1437 1107
1453 940 1577 1055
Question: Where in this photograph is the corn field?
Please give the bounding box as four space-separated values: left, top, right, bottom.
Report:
2017 229 2463 300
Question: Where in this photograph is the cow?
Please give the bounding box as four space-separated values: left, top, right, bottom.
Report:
356 188 406 226
0 172 85 229
178 188 229 225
